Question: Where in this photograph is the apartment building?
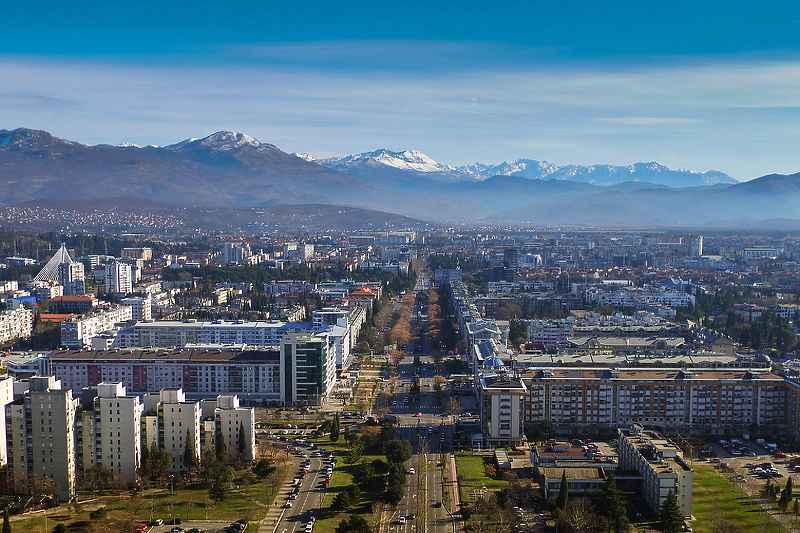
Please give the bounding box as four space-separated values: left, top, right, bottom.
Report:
618 426 693 518
477 374 527 447
0 306 33 345
105 261 133 294
152 388 200 472
522 367 786 437
5 376 78 501
60 305 133 348
124 319 312 349
119 296 152 321
200 395 255 462
81 382 142 484
50 348 282 400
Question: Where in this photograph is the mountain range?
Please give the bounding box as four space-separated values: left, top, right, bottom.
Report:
1 127 798 229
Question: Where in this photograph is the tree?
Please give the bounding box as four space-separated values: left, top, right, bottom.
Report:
787 476 794 501
347 483 362 503
659 490 683 533
238 422 247 455
383 439 412 464
540 419 553 440
332 491 351 512
555 470 569 511
253 459 277 479
331 413 340 443
335 514 371 533
779 488 789 511
183 429 198 471
2 508 10 533
215 428 227 462
53 525 69 533
557 498 600 533
596 473 628 533
346 435 365 465
209 481 227 503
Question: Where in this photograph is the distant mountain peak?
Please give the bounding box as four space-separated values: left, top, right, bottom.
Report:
323 148 455 174
167 131 277 153
0 127 75 150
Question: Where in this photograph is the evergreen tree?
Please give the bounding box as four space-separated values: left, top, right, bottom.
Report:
788 477 794 501
555 470 569 511
183 429 198 470
2 508 10 533
597 473 628 533
659 490 683 533
215 427 227 462
238 422 247 455
330 412 340 443
779 488 789 511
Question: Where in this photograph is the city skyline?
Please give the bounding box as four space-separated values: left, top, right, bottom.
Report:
2 1 800 181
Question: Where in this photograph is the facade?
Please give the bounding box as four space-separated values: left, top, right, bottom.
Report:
478 374 527 447
5 376 78 501
212 395 255 462
522 368 786 437
125 319 312 349
156 388 201 472
48 296 97 314
50 348 282 400
58 262 85 296
105 261 133 294
60 305 133 348
84 382 142 484
0 307 33 345
618 426 693 518
119 296 152 321
280 333 337 405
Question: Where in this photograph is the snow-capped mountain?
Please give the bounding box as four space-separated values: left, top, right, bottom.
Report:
166 131 279 154
314 148 737 188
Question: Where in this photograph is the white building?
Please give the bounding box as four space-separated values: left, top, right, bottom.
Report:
200 395 256 462
155 388 200 472
618 426 693 518
87 383 142 484
105 261 133 294
0 307 33 345
119 296 152 321
60 305 133 348
58 261 85 296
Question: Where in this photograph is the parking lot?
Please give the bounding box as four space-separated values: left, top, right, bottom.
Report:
702 438 799 488
145 520 239 533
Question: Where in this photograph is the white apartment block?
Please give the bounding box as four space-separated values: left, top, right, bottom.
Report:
105 261 133 294
5 376 78 501
0 376 14 464
527 318 576 349
60 305 133 348
156 388 201 472
58 261 85 296
123 319 312 349
87 382 142 484
119 296 152 321
201 395 256 462
618 426 693 518
0 307 33 345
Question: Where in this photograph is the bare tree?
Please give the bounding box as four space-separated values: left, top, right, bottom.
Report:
557 498 601 533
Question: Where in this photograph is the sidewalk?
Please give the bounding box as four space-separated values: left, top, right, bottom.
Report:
258 462 298 533
447 454 466 533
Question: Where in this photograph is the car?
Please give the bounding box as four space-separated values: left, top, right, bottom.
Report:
434 501 442 508
169 528 184 533
410 513 416 519
408 468 415 474
399 517 406 524
290 494 298 500
151 520 164 526
415 413 422 417
285 502 293 508
685 525 693 532
187 529 201 533
166 519 182 525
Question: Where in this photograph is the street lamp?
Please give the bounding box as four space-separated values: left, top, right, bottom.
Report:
169 474 175 495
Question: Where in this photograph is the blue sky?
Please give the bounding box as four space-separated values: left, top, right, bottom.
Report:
2 1 800 180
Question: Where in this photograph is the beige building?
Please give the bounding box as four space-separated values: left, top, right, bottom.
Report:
618 426 693 518
5 376 78 501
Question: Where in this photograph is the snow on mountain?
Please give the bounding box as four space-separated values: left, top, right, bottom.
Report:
323 149 456 174
166 131 277 153
293 153 316 162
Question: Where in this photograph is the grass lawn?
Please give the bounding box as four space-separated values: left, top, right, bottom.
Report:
690 465 783 533
454 454 507 506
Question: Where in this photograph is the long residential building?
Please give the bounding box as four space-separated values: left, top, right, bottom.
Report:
119 319 313 349
520 367 787 437
0 307 33 345
60 305 133 348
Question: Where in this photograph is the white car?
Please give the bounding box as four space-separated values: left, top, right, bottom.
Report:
399 517 406 524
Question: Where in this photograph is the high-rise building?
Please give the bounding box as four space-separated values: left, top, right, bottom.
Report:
280 333 337 406
5 376 78 501
156 389 200 472
105 261 133 294
58 262 85 296
82 383 142 484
